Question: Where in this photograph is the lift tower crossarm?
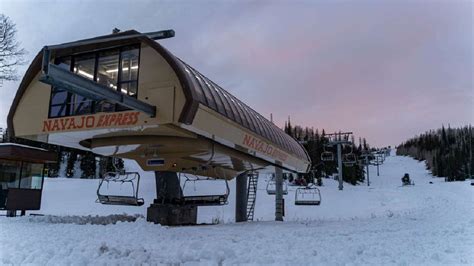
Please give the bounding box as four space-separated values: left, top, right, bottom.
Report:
39 48 156 117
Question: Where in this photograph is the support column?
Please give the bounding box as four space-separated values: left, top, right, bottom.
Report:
275 166 284 221
366 157 370 186
147 171 197 225
235 172 248 222
154 171 183 202
337 144 343 190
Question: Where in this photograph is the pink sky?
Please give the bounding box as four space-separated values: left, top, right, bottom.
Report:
0 0 472 147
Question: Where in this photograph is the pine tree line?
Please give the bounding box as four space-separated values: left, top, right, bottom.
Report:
283 119 370 185
396 125 473 181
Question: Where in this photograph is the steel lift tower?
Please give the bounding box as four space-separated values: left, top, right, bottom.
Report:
325 132 354 191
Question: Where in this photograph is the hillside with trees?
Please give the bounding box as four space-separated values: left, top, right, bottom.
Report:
284 118 371 185
396 125 473 181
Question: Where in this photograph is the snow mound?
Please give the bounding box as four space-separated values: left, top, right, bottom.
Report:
27 214 144 225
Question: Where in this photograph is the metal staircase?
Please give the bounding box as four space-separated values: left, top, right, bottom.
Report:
246 172 259 221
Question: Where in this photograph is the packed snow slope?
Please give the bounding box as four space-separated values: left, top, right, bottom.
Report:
1 151 473 265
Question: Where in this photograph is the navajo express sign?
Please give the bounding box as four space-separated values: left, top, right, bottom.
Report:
42 111 140 132
242 134 288 162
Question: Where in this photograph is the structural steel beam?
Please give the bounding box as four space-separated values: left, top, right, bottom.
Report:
43 29 175 51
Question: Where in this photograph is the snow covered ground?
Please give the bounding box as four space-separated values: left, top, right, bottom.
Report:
1 151 473 265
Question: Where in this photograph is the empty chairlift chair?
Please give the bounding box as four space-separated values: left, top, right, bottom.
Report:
343 153 357 167
321 145 334 162
266 179 288 195
295 184 321 206
97 171 144 206
342 145 357 167
321 151 334 162
180 174 230 206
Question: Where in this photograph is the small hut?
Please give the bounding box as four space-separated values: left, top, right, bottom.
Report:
0 143 57 217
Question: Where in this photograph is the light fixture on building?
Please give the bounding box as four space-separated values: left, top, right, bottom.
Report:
105 65 138 73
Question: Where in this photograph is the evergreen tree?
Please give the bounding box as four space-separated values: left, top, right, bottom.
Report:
66 151 78 178
397 125 473 181
80 152 97 178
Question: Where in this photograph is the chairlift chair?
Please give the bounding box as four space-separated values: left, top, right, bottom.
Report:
266 179 288 195
343 153 357 167
342 145 357 166
180 173 230 206
321 151 334 162
96 172 144 206
321 145 334 162
371 156 383 166
295 184 321 206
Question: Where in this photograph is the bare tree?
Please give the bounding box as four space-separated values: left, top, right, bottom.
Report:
0 14 26 83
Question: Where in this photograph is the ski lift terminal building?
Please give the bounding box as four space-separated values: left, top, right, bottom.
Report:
7 29 311 224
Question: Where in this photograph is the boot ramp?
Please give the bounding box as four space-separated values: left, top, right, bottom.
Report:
8 29 311 178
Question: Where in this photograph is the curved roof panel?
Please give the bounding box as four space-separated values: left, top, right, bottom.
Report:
176 60 308 162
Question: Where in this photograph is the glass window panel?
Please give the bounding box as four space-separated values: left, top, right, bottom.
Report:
72 100 93 115
70 94 92 115
96 101 115 113
97 49 120 89
49 105 68 118
51 89 68 105
48 44 141 118
20 163 43 189
120 82 138 97
74 54 96 80
55 57 71 71
72 94 88 105
120 47 139 82
0 159 21 189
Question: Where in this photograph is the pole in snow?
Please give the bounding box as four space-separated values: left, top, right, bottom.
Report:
337 143 343 190
275 165 284 221
366 156 370 186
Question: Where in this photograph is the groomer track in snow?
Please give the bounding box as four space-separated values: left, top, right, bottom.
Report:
1 151 473 264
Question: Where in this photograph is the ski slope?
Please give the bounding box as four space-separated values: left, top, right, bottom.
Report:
1 151 473 265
